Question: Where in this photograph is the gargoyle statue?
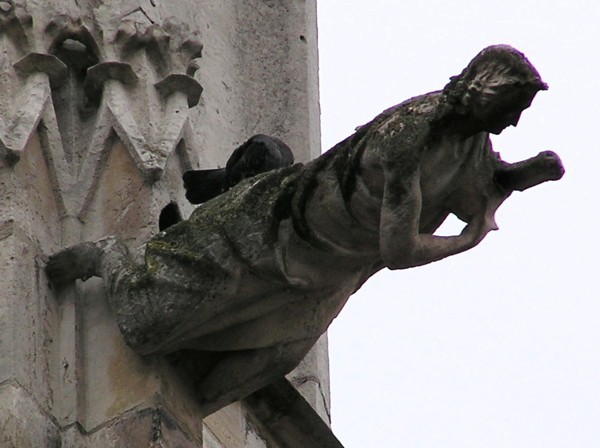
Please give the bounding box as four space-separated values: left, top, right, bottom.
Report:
46 45 564 415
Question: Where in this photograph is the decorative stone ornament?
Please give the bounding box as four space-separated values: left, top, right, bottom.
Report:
47 45 564 416
1 1 203 195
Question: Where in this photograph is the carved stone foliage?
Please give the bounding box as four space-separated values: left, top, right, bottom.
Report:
0 0 203 220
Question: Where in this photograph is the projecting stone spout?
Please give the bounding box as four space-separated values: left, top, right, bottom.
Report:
46 45 563 415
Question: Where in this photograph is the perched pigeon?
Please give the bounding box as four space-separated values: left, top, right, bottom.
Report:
183 134 294 204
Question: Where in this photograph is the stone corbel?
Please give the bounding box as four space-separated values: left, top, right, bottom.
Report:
14 52 68 88
83 61 138 104
154 74 203 108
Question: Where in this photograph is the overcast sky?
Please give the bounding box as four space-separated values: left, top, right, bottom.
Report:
317 1 600 447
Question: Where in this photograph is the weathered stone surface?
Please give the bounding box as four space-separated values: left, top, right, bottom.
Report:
80 140 156 244
287 334 331 424
13 52 67 88
61 407 200 448
0 382 60 448
0 132 61 418
155 73 203 108
234 0 321 163
203 403 266 448
0 224 56 413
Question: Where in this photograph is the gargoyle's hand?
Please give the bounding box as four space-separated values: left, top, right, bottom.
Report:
496 151 564 192
46 242 103 288
539 151 565 181
461 205 499 248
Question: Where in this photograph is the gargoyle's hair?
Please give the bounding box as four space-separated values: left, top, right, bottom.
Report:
443 45 548 112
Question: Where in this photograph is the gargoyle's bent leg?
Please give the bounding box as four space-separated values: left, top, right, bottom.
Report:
496 151 564 192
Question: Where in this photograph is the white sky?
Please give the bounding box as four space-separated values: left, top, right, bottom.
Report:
317 1 600 447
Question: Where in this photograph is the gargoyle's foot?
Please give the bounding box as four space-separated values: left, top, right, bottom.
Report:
496 151 564 192
46 236 120 287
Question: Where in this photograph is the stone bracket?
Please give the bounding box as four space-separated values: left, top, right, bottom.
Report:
84 61 138 104
155 73 203 108
13 52 68 88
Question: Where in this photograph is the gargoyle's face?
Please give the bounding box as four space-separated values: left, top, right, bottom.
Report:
471 85 539 134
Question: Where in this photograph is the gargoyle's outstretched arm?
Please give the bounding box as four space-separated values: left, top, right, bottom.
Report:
496 151 564 192
379 167 494 270
379 150 564 270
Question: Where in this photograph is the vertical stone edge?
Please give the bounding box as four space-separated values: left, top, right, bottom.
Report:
284 0 331 425
287 333 332 424
302 0 322 160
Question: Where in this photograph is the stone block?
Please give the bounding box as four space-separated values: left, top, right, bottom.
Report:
81 141 157 245
72 278 204 440
203 402 271 448
0 382 60 448
0 221 58 415
61 407 201 447
288 334 331 423
203 403 246 448
77 279 159 431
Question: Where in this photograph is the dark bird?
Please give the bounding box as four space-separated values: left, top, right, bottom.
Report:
183 134 294 204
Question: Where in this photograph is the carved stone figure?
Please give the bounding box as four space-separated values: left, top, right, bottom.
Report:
46 45 564 415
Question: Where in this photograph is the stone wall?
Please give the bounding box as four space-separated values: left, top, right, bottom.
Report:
0 0 333 446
